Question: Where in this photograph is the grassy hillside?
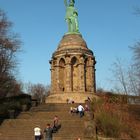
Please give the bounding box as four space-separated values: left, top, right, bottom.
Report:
92 92 140 139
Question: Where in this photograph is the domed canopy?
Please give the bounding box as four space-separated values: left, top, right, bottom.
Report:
57 34 88 51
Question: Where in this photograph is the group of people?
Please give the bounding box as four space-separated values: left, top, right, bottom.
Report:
34 97 91 140
70 103 90 118
34 115 60 140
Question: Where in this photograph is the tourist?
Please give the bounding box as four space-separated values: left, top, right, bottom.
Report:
34 125 42 140
85 104 89 112
68 98 73 104
70 106 74 114
67 98 75 104
74 107 79 114
87 97 91 102
44 123 53 140
70 106 78 115
53 115 59 132
66 98 69 104
77 104 84 117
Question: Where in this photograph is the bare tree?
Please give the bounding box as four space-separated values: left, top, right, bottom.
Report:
111 46 140 96
130 42 140 96
24 82 50 104
0 9 21 97
110 8 140 96
128 66 137 95
111 58 129 95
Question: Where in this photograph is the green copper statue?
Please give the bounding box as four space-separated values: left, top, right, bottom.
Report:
64 0 80 34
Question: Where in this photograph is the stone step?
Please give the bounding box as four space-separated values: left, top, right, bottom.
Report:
17 111 87 120
0 118 85 139
0 126 85 139
0 119 85 136
0 128 84 136
30 103 85 112
0 136 92 140
0 122 85 130
0 103 92 140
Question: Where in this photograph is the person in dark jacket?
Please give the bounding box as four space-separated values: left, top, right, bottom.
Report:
52 115 58 132
44 124 53 140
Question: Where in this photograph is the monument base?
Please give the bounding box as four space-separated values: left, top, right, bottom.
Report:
45 92 98 103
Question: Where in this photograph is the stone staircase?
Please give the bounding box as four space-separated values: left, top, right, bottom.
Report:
0 103 93 140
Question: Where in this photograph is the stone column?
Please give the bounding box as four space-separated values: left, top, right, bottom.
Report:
55 62 60 93
88 57 96 92
79 56 85 92
65 57 72 92
93 65 96 93
50 60 55 94
88 66 94 92
50 68 54 93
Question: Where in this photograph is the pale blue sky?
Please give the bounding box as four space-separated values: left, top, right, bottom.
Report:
0 0 140 90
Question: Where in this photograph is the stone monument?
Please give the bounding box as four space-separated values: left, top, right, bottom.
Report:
46 0 96 103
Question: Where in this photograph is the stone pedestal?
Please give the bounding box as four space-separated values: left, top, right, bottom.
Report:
45 92 98 103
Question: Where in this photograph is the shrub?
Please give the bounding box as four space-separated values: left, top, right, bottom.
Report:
7 101 21 110
91 98 104 112
0 94 31 121
91 96 137 138
95 110 121 137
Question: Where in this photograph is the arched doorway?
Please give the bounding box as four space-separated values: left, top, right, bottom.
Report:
59 58 65 91
71 57 79 91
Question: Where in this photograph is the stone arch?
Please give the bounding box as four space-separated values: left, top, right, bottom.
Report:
71 56 79 91
59 58 65 91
